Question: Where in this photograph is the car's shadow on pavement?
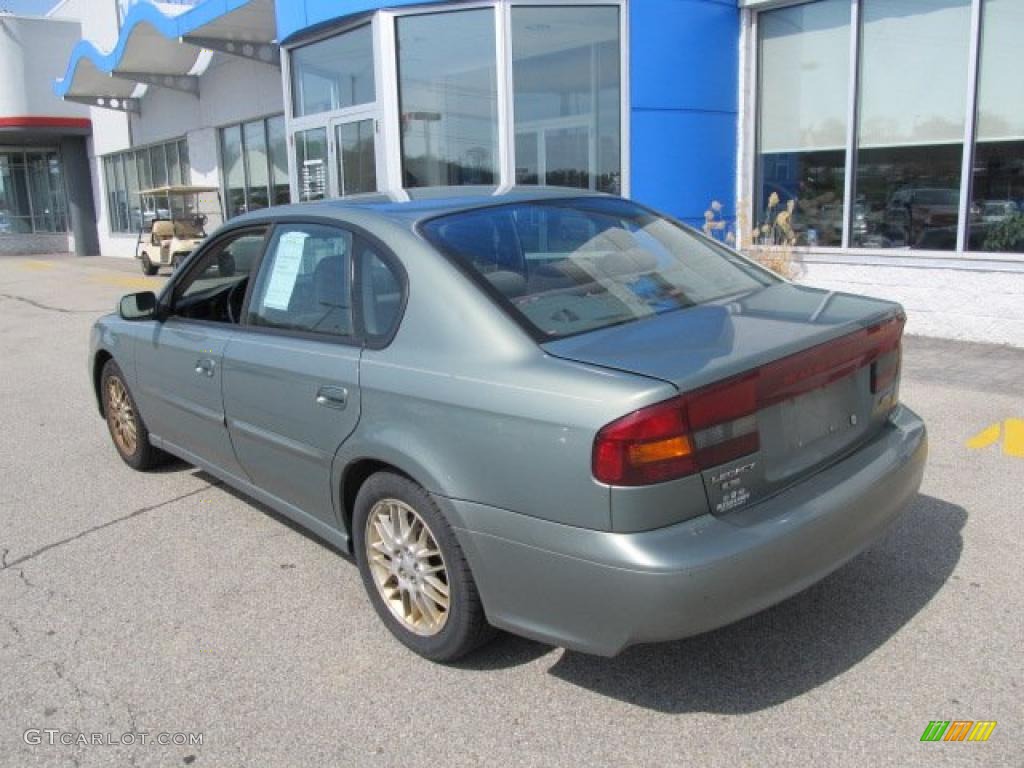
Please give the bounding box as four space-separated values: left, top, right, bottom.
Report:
541 494 965 713
186 463 963 712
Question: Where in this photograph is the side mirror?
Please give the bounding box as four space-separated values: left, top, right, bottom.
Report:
119 291 159 321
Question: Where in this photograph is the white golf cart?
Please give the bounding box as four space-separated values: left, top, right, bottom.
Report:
135 185 223 275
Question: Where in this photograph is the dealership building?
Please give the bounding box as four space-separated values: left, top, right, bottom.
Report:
0 0 1021 343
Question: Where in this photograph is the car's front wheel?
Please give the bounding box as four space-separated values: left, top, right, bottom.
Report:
101 359 166 470
353 472 494 662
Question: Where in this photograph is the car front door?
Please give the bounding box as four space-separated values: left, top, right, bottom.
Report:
221 222 364 531
133 226 268 481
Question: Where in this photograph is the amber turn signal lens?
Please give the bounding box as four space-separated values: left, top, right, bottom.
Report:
627 436 693 465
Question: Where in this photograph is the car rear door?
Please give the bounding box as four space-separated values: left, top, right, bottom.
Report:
133 226 268 480
222 222 363 530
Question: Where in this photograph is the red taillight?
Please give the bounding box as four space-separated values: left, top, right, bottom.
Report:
592 314 905 486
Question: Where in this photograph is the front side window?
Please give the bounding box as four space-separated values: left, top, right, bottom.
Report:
174 229 268 324
290 24 375 118
247 223 355 338
511 6 621 193
397 9 498 187
421 198 775 339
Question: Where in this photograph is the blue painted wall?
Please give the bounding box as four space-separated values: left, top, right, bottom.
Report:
276 0 741 224
629 0 739 225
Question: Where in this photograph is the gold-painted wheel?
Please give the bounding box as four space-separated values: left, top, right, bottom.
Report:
105 375 138 457
365 498 450 636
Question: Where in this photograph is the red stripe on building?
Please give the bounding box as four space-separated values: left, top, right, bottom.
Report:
0 116 92 130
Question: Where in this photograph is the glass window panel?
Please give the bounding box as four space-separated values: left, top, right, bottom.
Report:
2 154 32 233
267 115 290 205
511 6 621 193
150 146 168 188
123 149 139 232
178 139 190 184
166 142 182 187
854 0 971 251
27 154 54 232
969 0 1024 253
246 223 354 337
295 127 328 202
136 150 152 192
113 154 128 232
757 0 849 247
336 119 377 196
397 9 498 187
290 25 375 118
243 120 270 211
221 124 246 217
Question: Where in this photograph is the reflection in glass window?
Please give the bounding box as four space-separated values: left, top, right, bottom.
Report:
511 6 621 193
220 116 291 217
854 0 971 251
291 24 375 118
101 139 192 233
267 116 291 206
397 9 498 187
244 121 270 211
336 119 377 196
0 151 67 234
969 0 1024 253
295 128 328 202
757 0 849 247
221 124 245 218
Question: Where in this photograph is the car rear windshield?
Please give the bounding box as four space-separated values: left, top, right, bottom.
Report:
420 197 777 339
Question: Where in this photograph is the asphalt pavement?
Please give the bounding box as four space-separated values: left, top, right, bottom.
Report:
0 253 1020 767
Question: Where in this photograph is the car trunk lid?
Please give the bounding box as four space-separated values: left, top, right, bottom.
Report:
545 283 905 513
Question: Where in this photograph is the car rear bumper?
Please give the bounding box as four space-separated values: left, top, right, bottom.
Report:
441 405 927 656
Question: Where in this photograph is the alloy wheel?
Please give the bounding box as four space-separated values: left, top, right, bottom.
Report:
364 498 450 636
106 376 138 456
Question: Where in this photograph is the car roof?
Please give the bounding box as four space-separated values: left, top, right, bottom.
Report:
227 185 610 228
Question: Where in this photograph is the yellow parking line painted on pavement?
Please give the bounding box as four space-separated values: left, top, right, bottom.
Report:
966 423 1001 450
1004 419 1024 458
88 275 163 291
18 260 55 271
966 419 1024 458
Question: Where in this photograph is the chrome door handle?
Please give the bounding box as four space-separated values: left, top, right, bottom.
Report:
194 358 215 377
315 385 348 409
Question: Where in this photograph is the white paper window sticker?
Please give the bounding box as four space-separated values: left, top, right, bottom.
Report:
262 231 308 311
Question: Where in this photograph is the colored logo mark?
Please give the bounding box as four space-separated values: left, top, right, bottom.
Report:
966 419 1024 458
920 721 997 742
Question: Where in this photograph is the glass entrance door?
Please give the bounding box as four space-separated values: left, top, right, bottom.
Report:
331 117 379 197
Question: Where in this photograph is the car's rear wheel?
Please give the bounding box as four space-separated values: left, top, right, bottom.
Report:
101 359 166 470
140 252 158 276
353 472 494 662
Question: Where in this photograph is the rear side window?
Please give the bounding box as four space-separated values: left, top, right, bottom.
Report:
420 198 776 339
246 223 354 338
359 248 403 340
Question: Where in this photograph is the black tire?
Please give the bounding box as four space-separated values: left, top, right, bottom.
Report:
353 472 495 662
140 252 158 276
100 359 167 471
